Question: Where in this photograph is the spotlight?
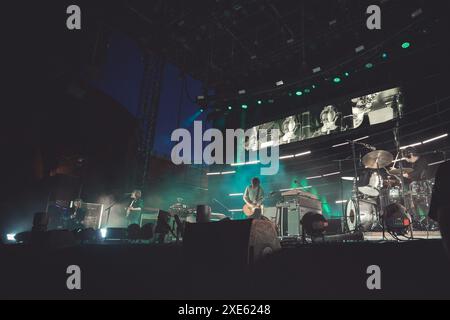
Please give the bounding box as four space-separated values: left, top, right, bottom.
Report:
238 89 246 95
257 100 262 105
304 89 311 93
6 234 16 241
382 52 388 59
333 77 341 83
241 104 248 109
227 106 232 110
401 42 410 49
312 67 321 73
295 91 303 96
355 45 365 53
301 212 328 237
276 80 284 86
383 203 411 235
365 63 374 69
344 72 350 77
100 228 107 239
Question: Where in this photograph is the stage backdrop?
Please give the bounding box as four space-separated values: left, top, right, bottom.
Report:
244 87 403 151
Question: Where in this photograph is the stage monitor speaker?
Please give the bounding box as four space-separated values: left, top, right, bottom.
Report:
183 219 280 268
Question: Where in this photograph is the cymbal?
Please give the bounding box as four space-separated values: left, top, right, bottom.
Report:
389 168 414 175
362 150 394 169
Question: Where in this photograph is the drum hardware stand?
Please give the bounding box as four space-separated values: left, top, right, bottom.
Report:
349 140 362 232
392 109 414 239
333 158 349 233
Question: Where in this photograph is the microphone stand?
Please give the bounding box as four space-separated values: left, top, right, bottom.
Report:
103 194 131 228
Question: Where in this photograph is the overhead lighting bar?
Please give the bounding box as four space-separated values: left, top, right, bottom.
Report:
229 209 243 212
295 151 312 157
231 160 261 166
323 171 341 177
306 175 322 180
206 172 221 176
229 193 244 197
423 133 448 144
279 155 295 160
429 159 449 167
221 171 236 175
400 133 448 149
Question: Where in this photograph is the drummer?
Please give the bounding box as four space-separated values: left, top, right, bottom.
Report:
402 147 430 181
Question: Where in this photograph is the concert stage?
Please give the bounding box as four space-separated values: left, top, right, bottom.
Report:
1 237 449 300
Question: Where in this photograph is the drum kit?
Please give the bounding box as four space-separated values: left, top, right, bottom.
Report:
344 147 435 235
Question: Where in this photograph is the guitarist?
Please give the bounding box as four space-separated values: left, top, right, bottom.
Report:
243 177 265 219
126 189 144 226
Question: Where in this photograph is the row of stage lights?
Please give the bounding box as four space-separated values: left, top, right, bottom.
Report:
202 41 413 113
206 133 448 176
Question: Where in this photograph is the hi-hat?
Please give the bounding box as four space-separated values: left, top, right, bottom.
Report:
362 150 394 169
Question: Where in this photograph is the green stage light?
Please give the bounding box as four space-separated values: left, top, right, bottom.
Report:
344 72 350 77
382 52 388 59
311 85 316 89
333 77 341 83
401 42 410 49
365 63 373 69
288 92 293 96
200 108 204 113
295 91 303 96
257 100 262 105
304 88 311 93
241 104 248 109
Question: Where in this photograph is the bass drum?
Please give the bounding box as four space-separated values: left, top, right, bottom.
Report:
345 199 378 232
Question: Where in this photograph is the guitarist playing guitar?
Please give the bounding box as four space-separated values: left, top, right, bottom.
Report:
243 177 265 218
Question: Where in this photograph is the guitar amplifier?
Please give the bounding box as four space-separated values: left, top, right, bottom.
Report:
140 212 159 227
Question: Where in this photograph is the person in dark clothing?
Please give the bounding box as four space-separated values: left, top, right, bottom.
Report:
403 147 430 181
429 161 450 254
126 190 144 226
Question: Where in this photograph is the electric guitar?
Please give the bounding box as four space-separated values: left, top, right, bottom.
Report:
243 203 263 217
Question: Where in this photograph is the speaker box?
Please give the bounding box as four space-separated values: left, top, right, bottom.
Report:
183 219 280 268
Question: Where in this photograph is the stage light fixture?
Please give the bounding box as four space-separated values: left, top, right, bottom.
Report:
312 84 317 89
241 104 248 109
383 203 411 235
238 89 246 95
411 8 423 18
355 45 365 53
365 63 374 69
333 77 341 83
295 91 303 96
100 228 107 239
344 72 350 77
257 100 262 105
6 234 16 241
304 89 311 93
382 52 388 59
276 80 284 86
401 42 410 49
228 106 232 110
312 67 321 73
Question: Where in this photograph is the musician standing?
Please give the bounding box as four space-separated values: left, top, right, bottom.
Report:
126 190 144 226
67 198 86 230
243 177 265 219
